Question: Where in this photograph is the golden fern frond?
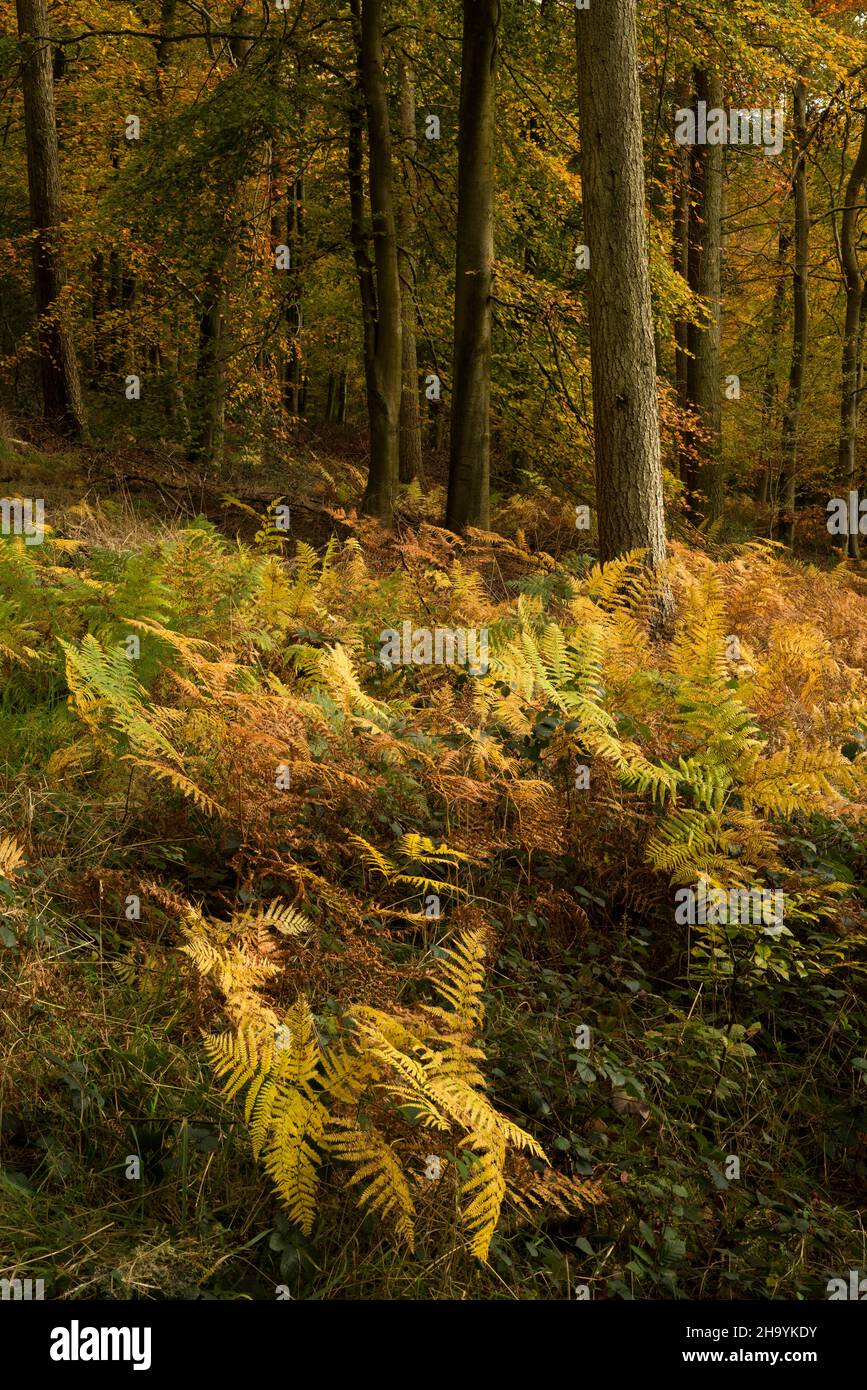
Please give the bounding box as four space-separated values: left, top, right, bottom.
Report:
395 832 481 867
0 835 25 877
429 1073 546 1159
278 997 322 1091
246 1074 278 1159
233 898 311 936
508 1167 607 1220
120 615 219 659
583 729 678 805
263 1090 327 1234
459 1134 507 1261
319 643 386 717
739 740 856 816
646 807 723 881
326 1117 416 1249
393 873 470 899
667 572 729 682
353 1012 450 1129
429 929 489 1032
319 1037 378 1104
204 1025 264 1102
347 833 397 879
46 737 93 782
582 550 649 609
182 932 280 996
126 756 225 817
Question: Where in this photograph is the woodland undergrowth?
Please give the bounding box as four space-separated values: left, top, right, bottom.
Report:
0 481 865 1298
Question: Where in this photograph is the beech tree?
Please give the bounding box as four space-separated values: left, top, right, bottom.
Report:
574 0 668 583
16 0 86 438
835 106 867 561
396 11 422 484
778 78 809 548
350 0 403 523
683 68 724 524
445 0 499 534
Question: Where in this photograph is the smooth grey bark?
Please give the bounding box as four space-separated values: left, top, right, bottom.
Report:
778 80 809 548
684 68 723 524
445 0 499 533
16 0 86 437
574 0 669 589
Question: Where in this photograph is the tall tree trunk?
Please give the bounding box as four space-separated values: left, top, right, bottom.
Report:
445 0 499 533
349 0 402 524
188 263 225 466
16 0 86 438
155 0 177 101
778 80 809 548
396 21 422 484
574 0 669 592
683 68 723 525
284 174 305 417
836 113 867 561
229 1 253 68
672 79 691 445
756 228 789 508
90 250 105 384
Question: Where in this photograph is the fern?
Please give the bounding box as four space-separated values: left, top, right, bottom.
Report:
195 927 595 1258
0 835 25 877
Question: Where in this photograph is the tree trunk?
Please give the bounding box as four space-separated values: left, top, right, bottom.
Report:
16 0 86 438
229 1 253 68
836 113 867 561
284 174 305 417
672 79 691 443
574 0 669 591
396 21 423 484
90 250 105 383
756 228 789 508
350 0 402 524
778 80 809 548
155 0 177 101
187 263 225 466
445 0 499 533
683 68 723 525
